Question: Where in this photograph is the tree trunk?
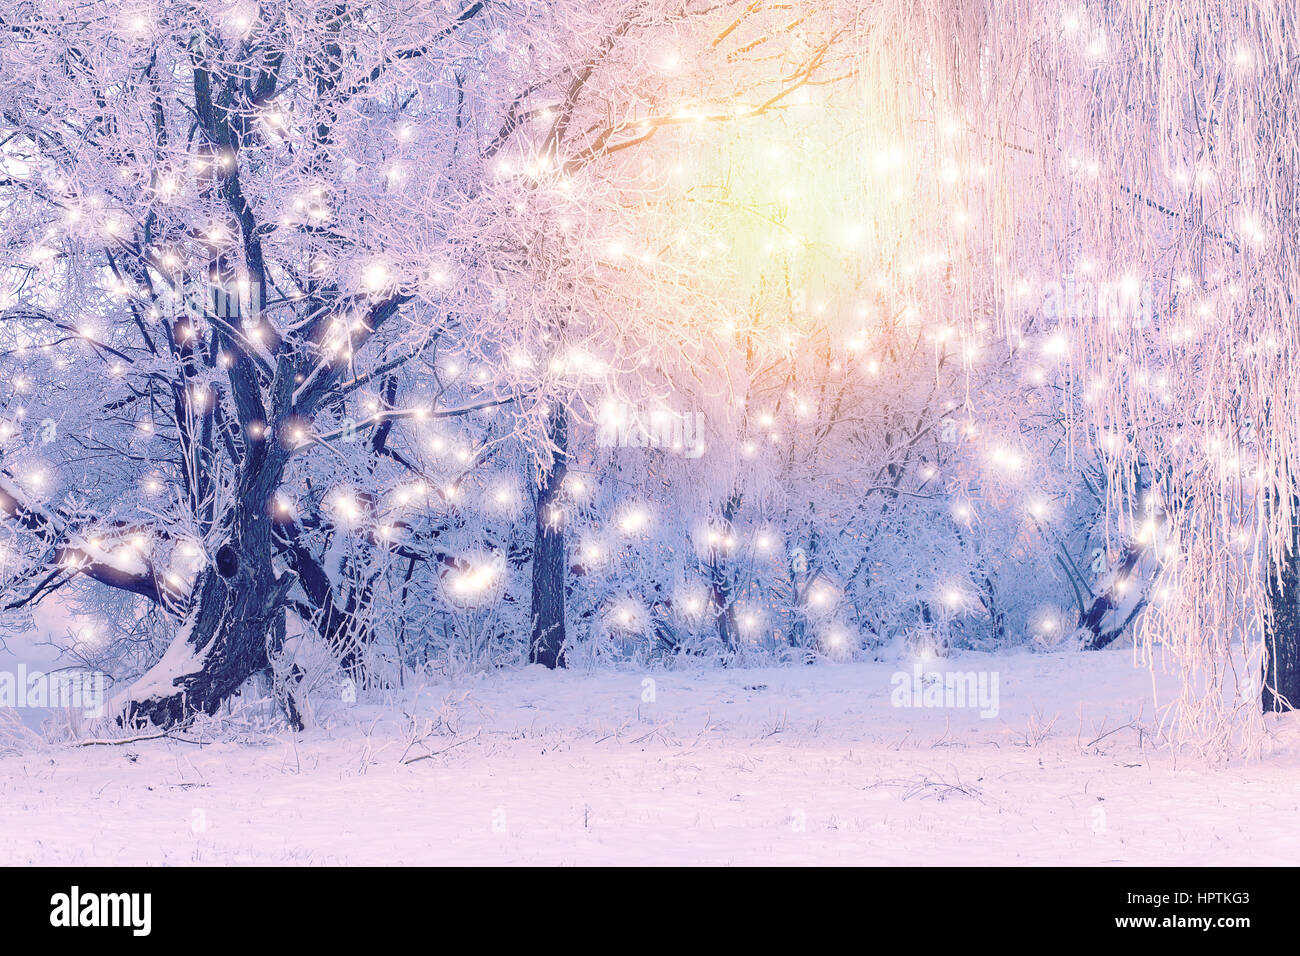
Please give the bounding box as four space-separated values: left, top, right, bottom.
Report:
708 493 743 653
120 449 292 728
123 553 292 728
1078 540 1148 650
530 406 568 668
1264 505 1300 713
708 556 738 651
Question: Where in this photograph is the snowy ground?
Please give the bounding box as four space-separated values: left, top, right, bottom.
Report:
2 647 1298 865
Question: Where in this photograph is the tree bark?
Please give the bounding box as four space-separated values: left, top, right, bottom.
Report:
708 493 743 653
530 406 568 668
121 445 292 728
1264 504 1300 713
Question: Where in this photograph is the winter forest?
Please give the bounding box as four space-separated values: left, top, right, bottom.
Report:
0 0 1298 867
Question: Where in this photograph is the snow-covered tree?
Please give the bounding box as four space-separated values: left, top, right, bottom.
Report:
0 0 855 723
0 0 1293 760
